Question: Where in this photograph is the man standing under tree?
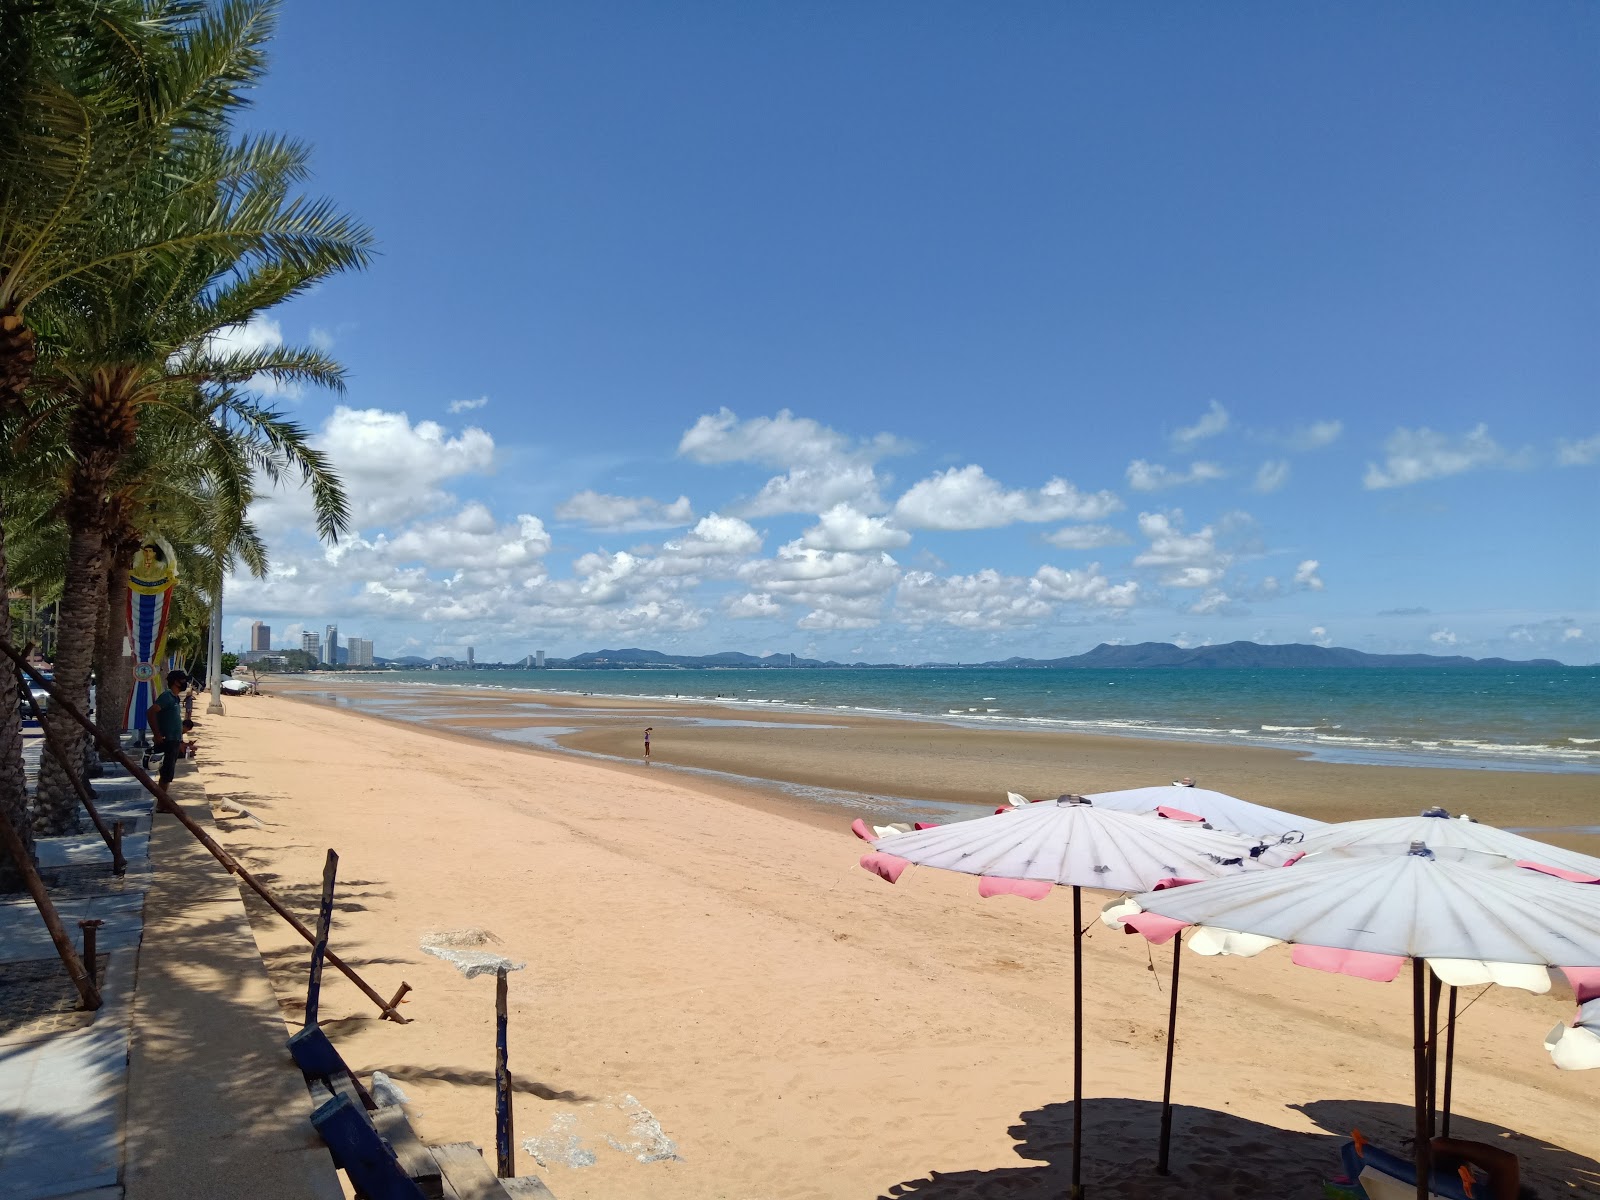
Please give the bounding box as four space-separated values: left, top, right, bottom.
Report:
148 671 189 789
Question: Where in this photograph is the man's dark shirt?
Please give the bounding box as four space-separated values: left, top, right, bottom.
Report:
150 690 183 743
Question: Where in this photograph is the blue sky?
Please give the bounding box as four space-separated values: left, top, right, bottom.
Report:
225 2 1598 664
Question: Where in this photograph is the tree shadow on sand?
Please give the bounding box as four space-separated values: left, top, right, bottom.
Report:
879 1097 1598 1199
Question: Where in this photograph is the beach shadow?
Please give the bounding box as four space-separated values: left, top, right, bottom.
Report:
878 1097 1600 1199
1295 1100 1598 1198
365 1063 594 1104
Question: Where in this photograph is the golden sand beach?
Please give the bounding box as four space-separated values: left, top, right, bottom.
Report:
193 682 1599 1199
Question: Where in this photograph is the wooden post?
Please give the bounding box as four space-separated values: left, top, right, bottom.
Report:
23 685 124 872
305 850 339 1027
1 640 410 1023
1441 986 1458 1138
1412 959 1430 1200
496 967 514 1178
0 803 100 1009
79 919 104 984
1071 884 1084 1200
1156 931 1182 1175
1425 969 1442 1136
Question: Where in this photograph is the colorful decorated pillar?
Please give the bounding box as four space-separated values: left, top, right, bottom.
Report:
125 540 177 737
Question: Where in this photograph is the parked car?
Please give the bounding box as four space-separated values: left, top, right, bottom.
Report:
19 670 51 718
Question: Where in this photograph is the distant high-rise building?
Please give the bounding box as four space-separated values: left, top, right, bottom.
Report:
250 620 271 652
301 630 321 659
347 637 374 668
466 646 474 668
323 624 339 666
535 649 545 669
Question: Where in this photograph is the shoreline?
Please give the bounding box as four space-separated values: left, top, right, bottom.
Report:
262 675 1600 857
290 668 1600 774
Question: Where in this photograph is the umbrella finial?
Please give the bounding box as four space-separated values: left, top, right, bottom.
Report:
1420 806 1451 818
1407 841 1434 858
1056 794 1092 807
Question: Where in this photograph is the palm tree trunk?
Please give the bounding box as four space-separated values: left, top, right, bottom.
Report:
0 493 36 892
34 517 107 835
95 547 134 758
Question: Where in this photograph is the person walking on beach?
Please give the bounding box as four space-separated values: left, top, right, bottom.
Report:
643 727 652 764
148 670 189 789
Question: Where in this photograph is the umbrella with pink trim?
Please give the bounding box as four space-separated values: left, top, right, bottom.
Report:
853 796 1283 1196
1296 809 1600 882
1131 843 1600 1200
1084 784 1326 840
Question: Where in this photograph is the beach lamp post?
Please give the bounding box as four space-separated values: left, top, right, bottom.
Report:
421 930 526 1178
1131 843 1600 1200
205 583 224 715
854 797 1287 1198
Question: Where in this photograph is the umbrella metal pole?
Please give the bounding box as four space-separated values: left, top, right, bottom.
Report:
1426 969 1442 1136
1072 884 1084 1200
1156 931 1181 1176
496 966 514 1178
1411 959 1430 1200
1441 986 1458 1138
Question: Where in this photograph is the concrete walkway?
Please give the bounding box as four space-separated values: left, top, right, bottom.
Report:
122 794 340 1199
0 726 339 1199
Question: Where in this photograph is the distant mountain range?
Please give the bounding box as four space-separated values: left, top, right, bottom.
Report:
376 641 1567 670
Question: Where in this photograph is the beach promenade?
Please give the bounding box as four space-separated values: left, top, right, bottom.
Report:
189 691 1599 1199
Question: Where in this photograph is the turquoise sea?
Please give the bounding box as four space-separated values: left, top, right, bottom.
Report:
344 665 1600 774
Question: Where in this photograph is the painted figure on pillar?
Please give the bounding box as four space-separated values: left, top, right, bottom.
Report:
125 540 177 736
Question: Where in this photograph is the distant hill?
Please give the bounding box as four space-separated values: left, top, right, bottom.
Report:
373 641 1568 671
978 641 1564 670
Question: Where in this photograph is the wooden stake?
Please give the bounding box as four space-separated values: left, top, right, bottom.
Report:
1 640 410 1023
305 849 338 1027
496 967 514 1178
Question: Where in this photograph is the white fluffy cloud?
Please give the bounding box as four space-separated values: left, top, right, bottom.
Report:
1293 559 1325 591
1363 424 1524 489
1132 511 1232 587
1126 460 1226 492
1556 434 1600 466
894 466 1122 530
658 514 762 568
448 396 489 414
896 562 1137 631
799 504 911 551
1253 460 1290 493
738 543 901 629
1042 524 1130 550
1308 626 1333 647
1430 628 1458 646
679 408 909 517
726 592 784 619
1172 400 1230 448
555 490 696 531
1030 564 1140 608
378 504 551 572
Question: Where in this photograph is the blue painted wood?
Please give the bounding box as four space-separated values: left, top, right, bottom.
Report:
289 1024 348 1080
311 1093 427 1200
305 849 339 1026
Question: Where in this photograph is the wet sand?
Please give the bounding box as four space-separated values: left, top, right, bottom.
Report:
268 674 1600 856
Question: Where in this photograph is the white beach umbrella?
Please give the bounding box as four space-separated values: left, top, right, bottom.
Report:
857 797 1279 1195
1298 811 1600 881
1084 784 1325 840
1545 997 1600 1070
867 798 1282 891
1133 843 1600 1200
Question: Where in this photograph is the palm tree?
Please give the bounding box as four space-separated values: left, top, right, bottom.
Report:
0 0 296 880
20 10 368 830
